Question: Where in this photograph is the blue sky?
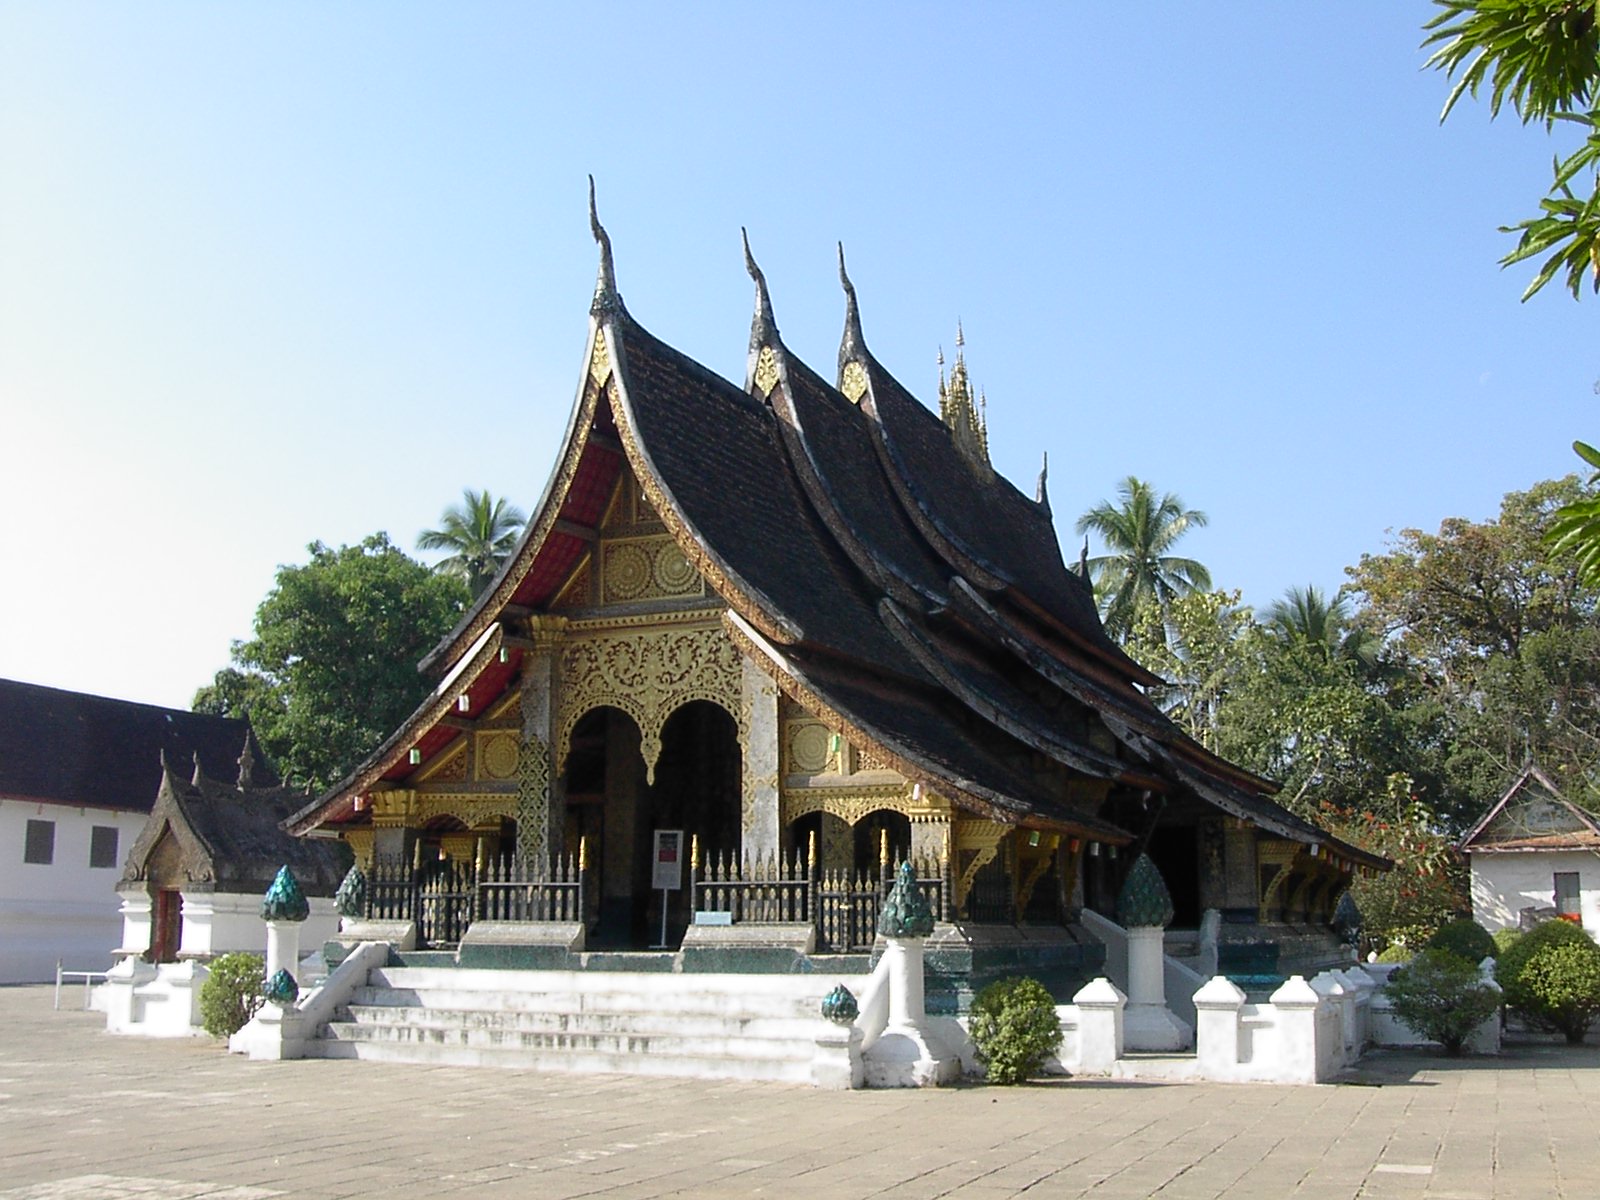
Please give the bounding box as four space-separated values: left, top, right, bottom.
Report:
1 3 1593 711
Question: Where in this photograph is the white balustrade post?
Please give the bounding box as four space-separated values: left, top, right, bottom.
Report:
1071 977 1126 1074
1269 975 1325 1084
264 920 302 984
1192 976 1246 1079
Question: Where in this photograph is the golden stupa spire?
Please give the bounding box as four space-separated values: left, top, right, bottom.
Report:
938 321 989 471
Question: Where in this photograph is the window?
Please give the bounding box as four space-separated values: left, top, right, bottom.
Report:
90 825 119 869
23 819 54 865
1555 871 1582 922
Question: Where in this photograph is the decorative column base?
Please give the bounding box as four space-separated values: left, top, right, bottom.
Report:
860 936 958 1087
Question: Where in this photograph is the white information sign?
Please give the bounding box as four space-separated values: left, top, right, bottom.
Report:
652 829 684 892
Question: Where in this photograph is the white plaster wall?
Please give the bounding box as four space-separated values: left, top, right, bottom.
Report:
1470 850 1600 940
180 893 340 958
0 799 147 982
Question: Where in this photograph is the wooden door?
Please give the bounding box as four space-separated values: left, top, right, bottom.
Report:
151 889 182 962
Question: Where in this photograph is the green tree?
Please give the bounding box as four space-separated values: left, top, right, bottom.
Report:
1346 477 1600 819
416 488 527 598
1546 440 1600 583
194 534 468 789
1424 0 1600 301
1262 585 1379 668
1076 476 1211 640
1124 589 1253 752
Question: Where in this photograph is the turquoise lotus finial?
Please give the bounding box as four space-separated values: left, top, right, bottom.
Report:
261 865 310 923
1115 853 1175 929
334 864 366 919
878 860 935 939
821 983 859 1024
262 968 299 1006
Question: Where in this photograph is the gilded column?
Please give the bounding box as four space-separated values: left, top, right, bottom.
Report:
515 615 567 871
739 655 780 860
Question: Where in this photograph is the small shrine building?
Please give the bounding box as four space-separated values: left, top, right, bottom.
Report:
288 202 1384 987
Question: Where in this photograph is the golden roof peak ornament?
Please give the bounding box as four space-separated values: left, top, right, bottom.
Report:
588 175 623 317
938 324 990 472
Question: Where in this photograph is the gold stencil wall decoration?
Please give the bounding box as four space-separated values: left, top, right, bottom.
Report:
514 736 551 868
600 535 704 605
589 328 611 385
753 346 779 397
477 732 521 781
417 792 519 828
556 623 742 784
343 829 375 871
416 743 468 783
840 360 868 404
781 783 913 827
786 720 832 775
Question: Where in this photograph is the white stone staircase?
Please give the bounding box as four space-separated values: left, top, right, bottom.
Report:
310 965 845 1084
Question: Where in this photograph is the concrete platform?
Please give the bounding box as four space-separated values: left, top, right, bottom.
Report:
4 983 1600 1198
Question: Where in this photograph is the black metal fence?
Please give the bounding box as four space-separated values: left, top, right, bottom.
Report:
689 844 950 953
365 837 954 952
365 842 590 948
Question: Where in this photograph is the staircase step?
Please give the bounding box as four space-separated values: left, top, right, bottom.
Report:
339 1004 819 1041
325 1015 810 1060
311 1031 815 1083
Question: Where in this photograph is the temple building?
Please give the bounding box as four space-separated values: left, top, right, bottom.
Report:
287 200 1385 998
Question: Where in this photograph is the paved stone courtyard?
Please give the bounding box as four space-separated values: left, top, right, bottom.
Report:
2 984 1597 1199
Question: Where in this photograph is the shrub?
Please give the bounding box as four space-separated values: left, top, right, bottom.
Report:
1375 943 1412 964
1492 928 1523 957
1498 920 1600 1043
969 976 1061 1084
198 952 266 1038
1428 918 1495 966
1384 948 1501 1055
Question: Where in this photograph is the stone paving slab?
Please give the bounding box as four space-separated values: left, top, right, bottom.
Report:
3 984 1599 1198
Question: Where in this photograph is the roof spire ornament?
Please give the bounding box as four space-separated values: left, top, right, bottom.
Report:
587 175 623 317
837 243 871 403
237 734 256 789
1036 451 1050 511
191 751 205 788
1078 535 1091 579
743 228 781 399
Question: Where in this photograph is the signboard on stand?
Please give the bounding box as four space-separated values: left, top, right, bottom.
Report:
650 829 683 949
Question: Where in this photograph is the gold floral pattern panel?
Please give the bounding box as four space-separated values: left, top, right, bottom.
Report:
556 620 743 784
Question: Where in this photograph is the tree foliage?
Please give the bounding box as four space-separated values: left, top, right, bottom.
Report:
198 952 266 1039
417 488 527 598
969 976 1062 1084
1076 477 1211 640
194 534 467 790
1497 916 1600 1041
1424 0 1600 300
1385 947 1502 1055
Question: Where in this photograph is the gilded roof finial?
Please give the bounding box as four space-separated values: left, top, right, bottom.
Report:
939 324 989 472
588 175 622 317
1078 535 1091 579
1036 451 1050 511
838 242 867 356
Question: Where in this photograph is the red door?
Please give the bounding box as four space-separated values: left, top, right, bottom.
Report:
151 889 182 962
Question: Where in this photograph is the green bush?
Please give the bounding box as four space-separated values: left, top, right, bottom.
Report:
1375 942 1412 964
969 976 1061 1084
1492 928 1523 957
1385 948 1501 1055
198 952 266 1038
1497 920 1600 1043
1427 918 1496 965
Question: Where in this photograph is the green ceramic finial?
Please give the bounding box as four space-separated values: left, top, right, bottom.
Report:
1115 852 1174 929
334 864 367 919
261 865 310 923
821 983 859 1024
263 968 300 1006
878 860 935 939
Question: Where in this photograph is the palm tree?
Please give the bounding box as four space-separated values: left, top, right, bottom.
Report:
1076 476 1211 640
1263 585 1379 667
417 489 527 597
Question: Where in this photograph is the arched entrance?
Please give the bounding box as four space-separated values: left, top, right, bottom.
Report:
853 809 912 877
561 700 740 948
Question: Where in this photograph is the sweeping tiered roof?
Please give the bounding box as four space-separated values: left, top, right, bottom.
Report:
291 198 1385 869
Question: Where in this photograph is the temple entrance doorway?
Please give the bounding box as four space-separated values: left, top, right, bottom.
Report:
563 701 740 949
